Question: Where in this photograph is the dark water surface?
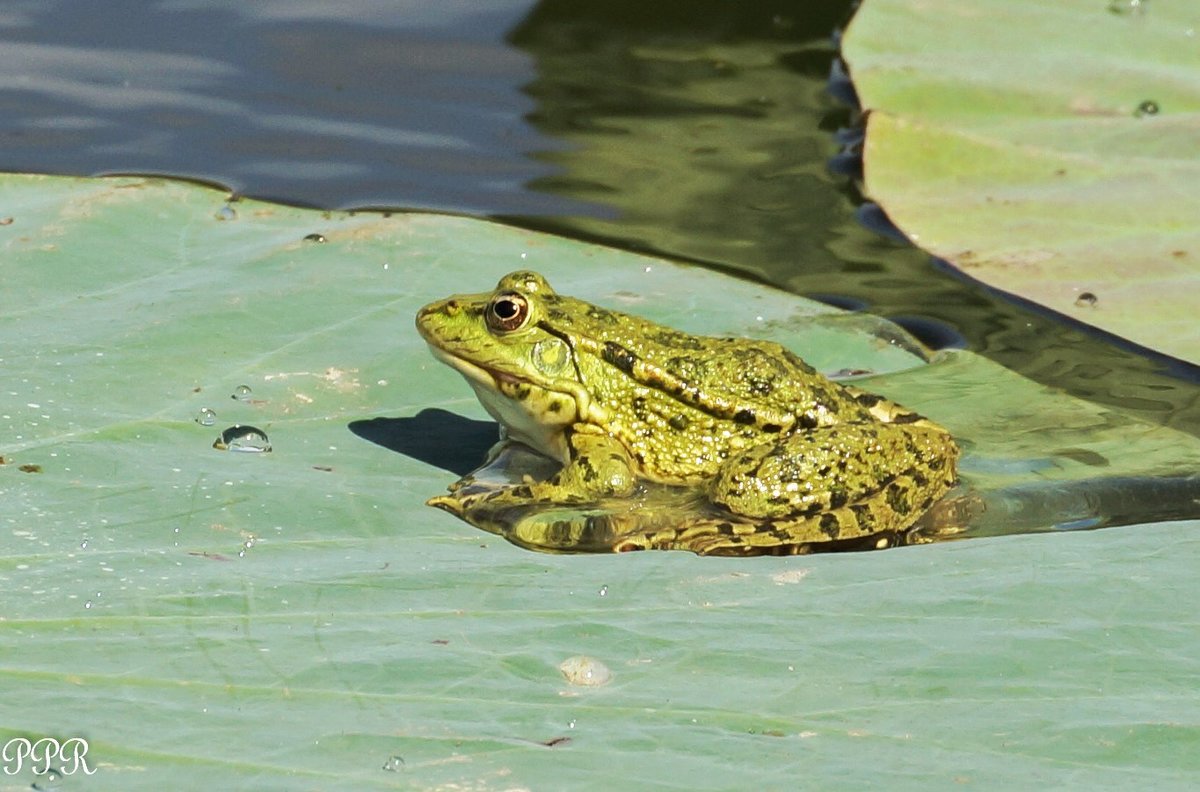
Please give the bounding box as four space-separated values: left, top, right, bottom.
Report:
4 0 1198 433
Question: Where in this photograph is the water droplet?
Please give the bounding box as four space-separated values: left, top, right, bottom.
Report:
32 767 62 790
84 600 93 609
1135 100 1159 117
1107 0 1146 15
231 384 252 401
1075 291 1099 307
195 407 217 426
80 539 89 550
303 232 327 243
598 585 608 597
558 655 612 687
215 204 237 221
568 719 577 729
382 755 405 772
212 425 272 453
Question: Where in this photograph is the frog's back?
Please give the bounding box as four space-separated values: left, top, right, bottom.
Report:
549 292 868 433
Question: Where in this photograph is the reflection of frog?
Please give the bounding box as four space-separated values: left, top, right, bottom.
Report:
416 271 959 555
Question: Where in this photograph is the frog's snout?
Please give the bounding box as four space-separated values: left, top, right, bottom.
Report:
420 298 458 318
416 298 457 332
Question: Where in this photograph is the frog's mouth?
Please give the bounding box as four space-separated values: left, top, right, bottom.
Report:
424 344 528 392
423 343 606 428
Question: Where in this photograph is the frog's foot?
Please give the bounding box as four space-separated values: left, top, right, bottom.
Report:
442 475 476 496
426 492 468 517
431 481 590 513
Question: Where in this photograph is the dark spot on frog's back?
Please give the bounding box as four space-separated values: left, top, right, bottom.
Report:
652 330 704 349
602 341 638 373
747 376 773 396
668 414 690 431
886 482 911 515
854 393 883 408
734 409 756 425
782 349 816 374
632 396 649 421
588 307 618 324
665 356 702 380
849 503 874 528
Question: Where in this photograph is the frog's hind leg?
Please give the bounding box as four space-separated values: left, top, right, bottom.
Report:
706 423 958 547
611 519 811 555
611 513 907 556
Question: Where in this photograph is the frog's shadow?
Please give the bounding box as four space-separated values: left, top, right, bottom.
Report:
348 409 497 476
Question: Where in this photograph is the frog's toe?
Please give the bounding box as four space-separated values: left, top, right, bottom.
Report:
426 494 465 515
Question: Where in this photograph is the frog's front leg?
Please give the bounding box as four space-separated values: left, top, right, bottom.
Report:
428 425 637 514
442 430 519 496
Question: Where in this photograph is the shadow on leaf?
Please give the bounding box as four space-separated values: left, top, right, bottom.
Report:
348 409 497 476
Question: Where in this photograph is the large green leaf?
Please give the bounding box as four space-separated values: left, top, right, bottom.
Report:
842 0 1200 364
2 174 1198 789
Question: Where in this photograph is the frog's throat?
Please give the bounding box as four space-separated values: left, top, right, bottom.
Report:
425 344 607 425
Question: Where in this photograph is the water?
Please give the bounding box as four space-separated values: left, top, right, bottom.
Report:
1108 0 1148 15
0 0 568 214
1136 99 1160 117
212 424 271 453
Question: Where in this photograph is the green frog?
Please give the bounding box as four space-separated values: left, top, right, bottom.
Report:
416 271 959 555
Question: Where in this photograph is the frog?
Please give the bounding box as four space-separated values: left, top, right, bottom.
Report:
415 270 959 556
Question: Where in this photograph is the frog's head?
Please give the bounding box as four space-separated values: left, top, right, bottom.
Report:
416 271 606 460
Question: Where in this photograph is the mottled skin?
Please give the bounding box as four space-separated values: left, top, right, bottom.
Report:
416 271 959 555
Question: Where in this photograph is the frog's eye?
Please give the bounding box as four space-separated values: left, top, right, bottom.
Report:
486 291 530 333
